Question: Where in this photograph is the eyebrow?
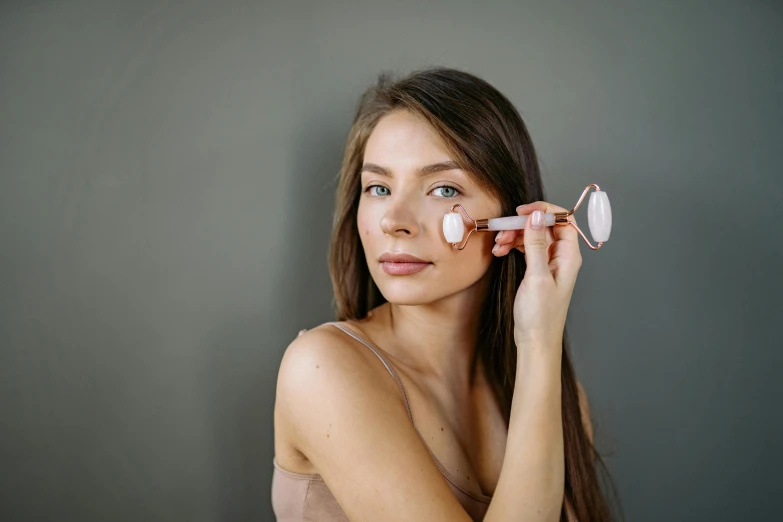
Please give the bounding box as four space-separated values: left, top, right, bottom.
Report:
360 161 462 177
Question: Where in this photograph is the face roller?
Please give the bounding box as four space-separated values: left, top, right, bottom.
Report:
442 184 612 251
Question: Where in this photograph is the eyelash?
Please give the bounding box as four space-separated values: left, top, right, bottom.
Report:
363 184 462 198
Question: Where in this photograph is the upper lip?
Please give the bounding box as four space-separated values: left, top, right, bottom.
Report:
379 252 430 263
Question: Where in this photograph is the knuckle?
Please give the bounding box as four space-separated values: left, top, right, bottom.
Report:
526 235 547 249
567 256 583 272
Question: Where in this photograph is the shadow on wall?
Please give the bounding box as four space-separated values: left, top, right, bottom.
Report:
206 101 351 521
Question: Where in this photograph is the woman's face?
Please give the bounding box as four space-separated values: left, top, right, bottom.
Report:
357 110 501 305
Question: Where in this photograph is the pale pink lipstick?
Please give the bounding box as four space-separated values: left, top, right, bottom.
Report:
378 252 433 276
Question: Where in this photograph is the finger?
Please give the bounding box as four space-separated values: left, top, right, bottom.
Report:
517 204 555 251
501 225 547 252
495 229 519 246
514 234 525 253
492 229 523 256
518 202 583 285
517 202 579 244
521 209 550 276
492 238 516 257
517 201 572 221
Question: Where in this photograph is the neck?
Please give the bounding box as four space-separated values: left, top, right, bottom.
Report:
371 275 490 391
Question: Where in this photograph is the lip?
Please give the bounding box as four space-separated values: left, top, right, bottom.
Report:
378 251 433 276
379 252 429 263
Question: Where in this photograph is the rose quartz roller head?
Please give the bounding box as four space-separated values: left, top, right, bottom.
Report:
442 184 612 251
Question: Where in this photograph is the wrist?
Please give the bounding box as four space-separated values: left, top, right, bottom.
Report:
513 328 562 353
514 330 561 372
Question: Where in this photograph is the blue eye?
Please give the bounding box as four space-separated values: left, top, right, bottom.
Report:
432 185 461 198
363 184 461 198
365 185 390 196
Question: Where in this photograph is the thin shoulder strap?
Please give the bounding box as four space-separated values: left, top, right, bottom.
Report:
327 322 415 424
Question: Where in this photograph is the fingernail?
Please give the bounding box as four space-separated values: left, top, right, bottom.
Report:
532 210 544 230
492 243 500 253
495 231 502 242
516 204 527 212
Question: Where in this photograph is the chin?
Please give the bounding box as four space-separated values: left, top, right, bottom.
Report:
378 289 439 306
371 276 460 306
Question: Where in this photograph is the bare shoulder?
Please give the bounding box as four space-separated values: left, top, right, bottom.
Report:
275 323 402 421
284 322 383 368
274 323 395 454
273 322 471 522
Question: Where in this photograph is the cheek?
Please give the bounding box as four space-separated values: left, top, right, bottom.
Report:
358 213 371 237
443 223 496 273
356 206 367 233
454 243 492 271
356 208 375 245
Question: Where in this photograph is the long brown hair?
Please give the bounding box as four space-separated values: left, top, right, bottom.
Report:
328 66 622 522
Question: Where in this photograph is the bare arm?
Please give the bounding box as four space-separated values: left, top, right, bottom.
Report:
485 354 595 522
483 200 588 521
483 348 565 522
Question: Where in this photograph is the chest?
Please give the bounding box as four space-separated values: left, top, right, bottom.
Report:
401 371 508 498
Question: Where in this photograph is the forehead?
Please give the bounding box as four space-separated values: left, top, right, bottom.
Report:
364 111 452 162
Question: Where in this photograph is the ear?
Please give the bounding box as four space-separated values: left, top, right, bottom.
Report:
576 380 594 446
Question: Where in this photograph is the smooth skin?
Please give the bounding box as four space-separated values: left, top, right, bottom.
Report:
274 110 592 521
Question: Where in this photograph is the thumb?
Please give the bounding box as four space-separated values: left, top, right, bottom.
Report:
522 209 550 276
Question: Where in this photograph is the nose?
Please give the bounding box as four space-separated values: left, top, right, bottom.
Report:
379 202 421 238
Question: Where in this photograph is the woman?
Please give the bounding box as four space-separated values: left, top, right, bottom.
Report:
272 67 620 521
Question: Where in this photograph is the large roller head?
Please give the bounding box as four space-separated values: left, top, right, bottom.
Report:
587 191 612 242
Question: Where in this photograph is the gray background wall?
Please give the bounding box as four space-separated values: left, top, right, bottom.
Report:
1 1 781 521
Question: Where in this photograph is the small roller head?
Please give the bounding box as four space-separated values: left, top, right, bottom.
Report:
587 191 612 243
443 212 465 243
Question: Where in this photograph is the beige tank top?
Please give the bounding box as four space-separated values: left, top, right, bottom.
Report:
271 322 492 521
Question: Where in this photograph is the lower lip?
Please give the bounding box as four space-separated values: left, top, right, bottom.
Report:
380 261 432 275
